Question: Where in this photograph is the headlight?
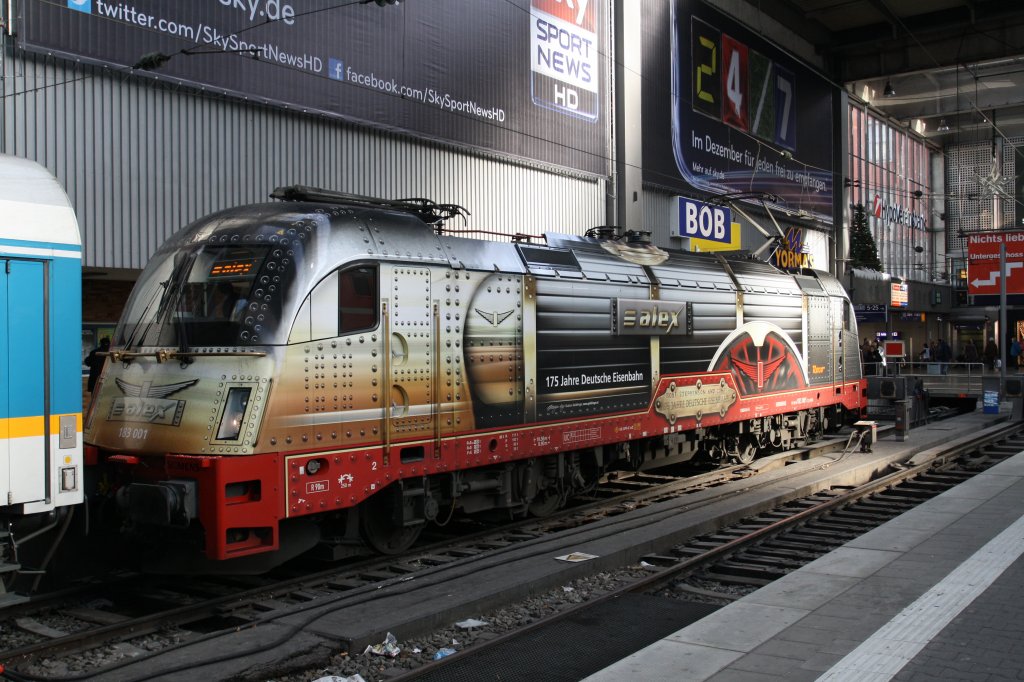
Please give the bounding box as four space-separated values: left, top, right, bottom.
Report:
216 387 251 441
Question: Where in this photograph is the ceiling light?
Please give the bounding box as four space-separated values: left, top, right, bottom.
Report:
883 81 895 97
937 119 950 132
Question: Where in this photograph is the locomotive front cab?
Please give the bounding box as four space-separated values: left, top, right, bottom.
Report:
86 213 306 457
86 201 444 569
85 205 342 567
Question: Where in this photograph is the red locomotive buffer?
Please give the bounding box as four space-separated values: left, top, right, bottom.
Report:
84 189 865 573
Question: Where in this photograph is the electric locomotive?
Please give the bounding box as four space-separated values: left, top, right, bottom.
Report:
85 187 865 572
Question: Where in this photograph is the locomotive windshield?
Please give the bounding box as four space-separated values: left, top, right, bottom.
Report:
116 244 280 348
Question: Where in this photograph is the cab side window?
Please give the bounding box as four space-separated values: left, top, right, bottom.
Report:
288 265 378 344
339 266 377 334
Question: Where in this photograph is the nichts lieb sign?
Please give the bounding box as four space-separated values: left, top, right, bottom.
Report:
612 299 692 335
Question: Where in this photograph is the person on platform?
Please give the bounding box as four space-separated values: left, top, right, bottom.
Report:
864 342 882 376
85 337 110 393
984 337 999 371
937 338 951 374
919 344 931 363
963 339 979 367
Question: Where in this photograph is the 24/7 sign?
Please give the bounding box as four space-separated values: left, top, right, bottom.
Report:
690 17 795 149
967 231 1024 295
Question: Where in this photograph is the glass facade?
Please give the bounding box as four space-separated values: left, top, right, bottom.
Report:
944 138 1024 293
848 104 934 281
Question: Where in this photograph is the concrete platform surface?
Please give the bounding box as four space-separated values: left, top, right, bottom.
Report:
584 414 1024 682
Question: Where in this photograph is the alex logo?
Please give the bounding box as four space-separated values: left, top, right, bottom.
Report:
624 307 680 332
68 0 92 11
109 378 197 426
614 299 690 336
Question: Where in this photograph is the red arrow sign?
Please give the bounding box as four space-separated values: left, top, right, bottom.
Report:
967 231 1024 295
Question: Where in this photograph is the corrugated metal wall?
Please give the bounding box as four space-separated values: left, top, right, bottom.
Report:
1 49 607 270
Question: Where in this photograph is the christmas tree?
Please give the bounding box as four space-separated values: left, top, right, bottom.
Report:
849 203 882 271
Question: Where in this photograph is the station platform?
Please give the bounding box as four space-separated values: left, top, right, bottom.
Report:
584 417 1024 681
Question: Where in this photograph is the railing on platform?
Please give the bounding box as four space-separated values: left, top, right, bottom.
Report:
862 361 988 396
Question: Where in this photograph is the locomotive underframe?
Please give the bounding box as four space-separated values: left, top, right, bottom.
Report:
106 399 853 572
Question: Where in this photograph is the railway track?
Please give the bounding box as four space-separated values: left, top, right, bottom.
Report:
381 420 1024 682
0 437 851 679
0 413 1000 681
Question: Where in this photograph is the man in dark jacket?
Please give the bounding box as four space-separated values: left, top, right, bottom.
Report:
984 337 999 371
85 337 109 392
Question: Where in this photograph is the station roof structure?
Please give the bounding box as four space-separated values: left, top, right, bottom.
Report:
743 0 1024 144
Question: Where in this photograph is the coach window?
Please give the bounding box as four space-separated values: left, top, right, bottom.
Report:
339 265 378 334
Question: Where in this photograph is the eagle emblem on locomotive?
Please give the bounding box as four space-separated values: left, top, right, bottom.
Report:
84 188 865 572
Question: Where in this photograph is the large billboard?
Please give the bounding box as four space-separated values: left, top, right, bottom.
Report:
18 0 609 175
642 0 836 225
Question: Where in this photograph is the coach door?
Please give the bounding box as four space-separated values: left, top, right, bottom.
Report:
0 259 48 506
381 265 438 464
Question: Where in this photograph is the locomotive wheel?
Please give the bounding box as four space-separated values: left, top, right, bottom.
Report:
528 488 562 517
359 492 424 555
734 442 757 465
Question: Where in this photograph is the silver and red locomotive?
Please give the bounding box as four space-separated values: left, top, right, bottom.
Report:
85 188 865 571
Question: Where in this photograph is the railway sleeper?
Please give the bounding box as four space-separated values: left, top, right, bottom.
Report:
686 540 735 551
703 566 779 586
739 545 820 562
730 522 778 532
916 473 972 484
816 513 883 529
896 482 954 494
673 546 714 559
729 552 806 570
802 520 870 536
761 537 837 553
755 511 804 522
786 524 857 538
856 498 916 511
787 497 836 508
710 529 756 539
712 561 790 577
325 578 369 590
825 509 901 524
777 529 848 544
872 490 938 504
